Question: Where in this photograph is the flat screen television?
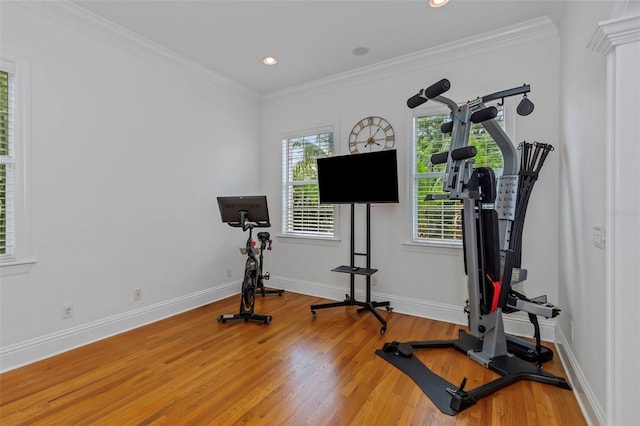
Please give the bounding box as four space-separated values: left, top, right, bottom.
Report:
317 150 399 204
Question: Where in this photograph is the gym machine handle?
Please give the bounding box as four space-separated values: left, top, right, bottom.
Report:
407 79 451 108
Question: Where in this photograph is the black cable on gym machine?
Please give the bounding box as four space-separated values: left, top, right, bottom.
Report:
377 79 570 415
510 141 555 267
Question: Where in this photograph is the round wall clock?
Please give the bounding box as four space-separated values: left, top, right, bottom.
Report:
348 116 395 154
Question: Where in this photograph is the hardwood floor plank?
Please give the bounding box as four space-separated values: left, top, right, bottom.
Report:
0 291 585 425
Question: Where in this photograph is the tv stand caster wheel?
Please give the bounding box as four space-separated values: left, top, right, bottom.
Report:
380 326 387 335
311 310 317 318
386 306 393 313
265 316 272 324
217 316 226 323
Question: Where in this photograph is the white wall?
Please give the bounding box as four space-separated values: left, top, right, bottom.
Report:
557 1 614 422
0 3 262 366
260 20 561 329
558 2 639 424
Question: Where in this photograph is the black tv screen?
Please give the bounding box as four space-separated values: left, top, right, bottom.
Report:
317 150 399 204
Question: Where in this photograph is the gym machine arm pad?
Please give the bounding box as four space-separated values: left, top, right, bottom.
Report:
407 79 451 108
430 151 450 165
470 106 498 124
430 146 476 165
451 146 477 161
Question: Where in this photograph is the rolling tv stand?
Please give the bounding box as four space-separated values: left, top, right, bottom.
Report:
310 203 392 334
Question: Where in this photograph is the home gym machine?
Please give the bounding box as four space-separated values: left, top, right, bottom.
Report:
216 196 283 325
377 79 570 414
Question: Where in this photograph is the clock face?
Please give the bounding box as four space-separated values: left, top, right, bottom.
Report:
348 116 395 154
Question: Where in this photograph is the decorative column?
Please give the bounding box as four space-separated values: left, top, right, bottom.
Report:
588 13 640 426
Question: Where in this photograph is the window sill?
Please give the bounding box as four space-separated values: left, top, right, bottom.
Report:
402 241 463 255
276 234 341 246
0 259 36 277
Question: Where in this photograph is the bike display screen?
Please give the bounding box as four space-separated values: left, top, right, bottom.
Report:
217 195 270 226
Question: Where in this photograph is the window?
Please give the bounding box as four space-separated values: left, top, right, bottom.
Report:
0 67 13 258
413 108 504 243
282 129 334 237
1 57 33 275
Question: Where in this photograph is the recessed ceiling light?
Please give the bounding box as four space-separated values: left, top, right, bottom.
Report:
429 0 449 7
352 46 370 56
262 56 278 65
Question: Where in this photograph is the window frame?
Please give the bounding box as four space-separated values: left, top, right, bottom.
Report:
281 126 337 239
0 57 34 276
1 64 13 259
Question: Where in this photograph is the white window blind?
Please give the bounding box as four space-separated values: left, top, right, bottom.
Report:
0 67 14 258
414 109 504 243
282 131 334 236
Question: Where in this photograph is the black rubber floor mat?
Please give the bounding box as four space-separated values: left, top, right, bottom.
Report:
375 349 457 416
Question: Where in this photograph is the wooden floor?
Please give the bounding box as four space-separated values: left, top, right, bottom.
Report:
0 291 585 425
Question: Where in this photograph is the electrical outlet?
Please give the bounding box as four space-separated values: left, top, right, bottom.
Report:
226 268 232 278
134 289 142 301
62 304 74 319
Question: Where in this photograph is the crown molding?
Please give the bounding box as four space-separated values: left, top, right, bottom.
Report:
588 14 640 54
15 1 260 101
262 16 558 106
12 2 559 107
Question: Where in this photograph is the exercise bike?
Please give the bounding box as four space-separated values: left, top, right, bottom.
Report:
216 196 281 324
377 79 570 415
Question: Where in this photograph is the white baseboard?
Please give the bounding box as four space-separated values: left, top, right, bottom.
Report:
0 282 239 373
273 275 557 341
555 324 605 426
0 276 558 373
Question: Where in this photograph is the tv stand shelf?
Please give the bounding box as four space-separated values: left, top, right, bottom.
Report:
332 265 378 276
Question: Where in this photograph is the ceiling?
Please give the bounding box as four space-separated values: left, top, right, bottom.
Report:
69 0 564 94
